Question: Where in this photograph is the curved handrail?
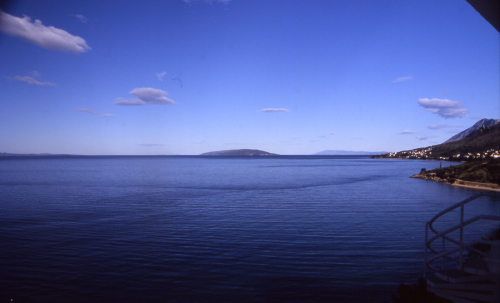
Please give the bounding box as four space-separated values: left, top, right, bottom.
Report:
427 221 500 272
427 237 498 266
424 192 500 278
428 215 500 245
428 193 483 235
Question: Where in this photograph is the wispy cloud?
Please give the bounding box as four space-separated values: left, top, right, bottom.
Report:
136 144 164 147
112 98 144 106
74 108 115 117
416 136 436 141
398 130 418 135
318 132 335 138
73 14 88 23
352 136 371 139
427 124 458 130
74 108 98 114
393 76 412 83
0 11 91 53
417 98 468 118
156 71 167 81
113 88 175 106
260 108 290 112
12 75 56 86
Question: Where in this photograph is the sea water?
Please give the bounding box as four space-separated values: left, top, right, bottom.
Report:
0 156 499 302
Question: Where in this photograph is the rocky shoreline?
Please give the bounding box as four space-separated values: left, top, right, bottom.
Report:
411 173 500 192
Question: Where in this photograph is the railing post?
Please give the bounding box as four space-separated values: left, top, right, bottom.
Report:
459 204 464 269
442 237 445 269
424 222 428 279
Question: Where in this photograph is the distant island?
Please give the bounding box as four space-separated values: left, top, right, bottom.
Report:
200 149 278 156
315 150 388 156
0 152 72 157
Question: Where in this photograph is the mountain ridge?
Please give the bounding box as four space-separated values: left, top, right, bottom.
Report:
445 118 500 143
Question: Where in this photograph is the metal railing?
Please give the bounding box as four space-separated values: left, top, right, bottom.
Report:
424 192 500 278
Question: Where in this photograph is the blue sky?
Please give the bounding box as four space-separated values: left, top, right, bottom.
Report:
0 0 498 155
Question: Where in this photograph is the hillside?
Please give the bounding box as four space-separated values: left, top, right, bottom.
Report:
200 149 278 156
372 123 500 161
411 158 500 191
445 118 500 143
371 122 500 191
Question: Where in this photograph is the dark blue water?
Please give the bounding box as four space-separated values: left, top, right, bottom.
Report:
0 156 499 302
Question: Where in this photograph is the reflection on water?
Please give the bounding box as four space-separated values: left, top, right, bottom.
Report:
0 156 498 302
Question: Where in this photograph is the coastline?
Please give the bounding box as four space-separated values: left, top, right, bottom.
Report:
411 174 500 193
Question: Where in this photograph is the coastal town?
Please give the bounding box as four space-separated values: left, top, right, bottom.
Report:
379 147 500 161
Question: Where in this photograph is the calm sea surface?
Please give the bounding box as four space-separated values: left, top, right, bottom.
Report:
0 156 499 302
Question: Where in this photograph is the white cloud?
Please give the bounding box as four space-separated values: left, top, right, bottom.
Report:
101 113 116 117
131 88 175 104
393 76 412 83
352 136 371 139
0 11 90 53
113 88 175 106
260 108 290 112
398 130 418 135
156 71 167 81
112 98 145 106
417 98 468 118
418 98 460 108
13 76 56 86
73 14 88 23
